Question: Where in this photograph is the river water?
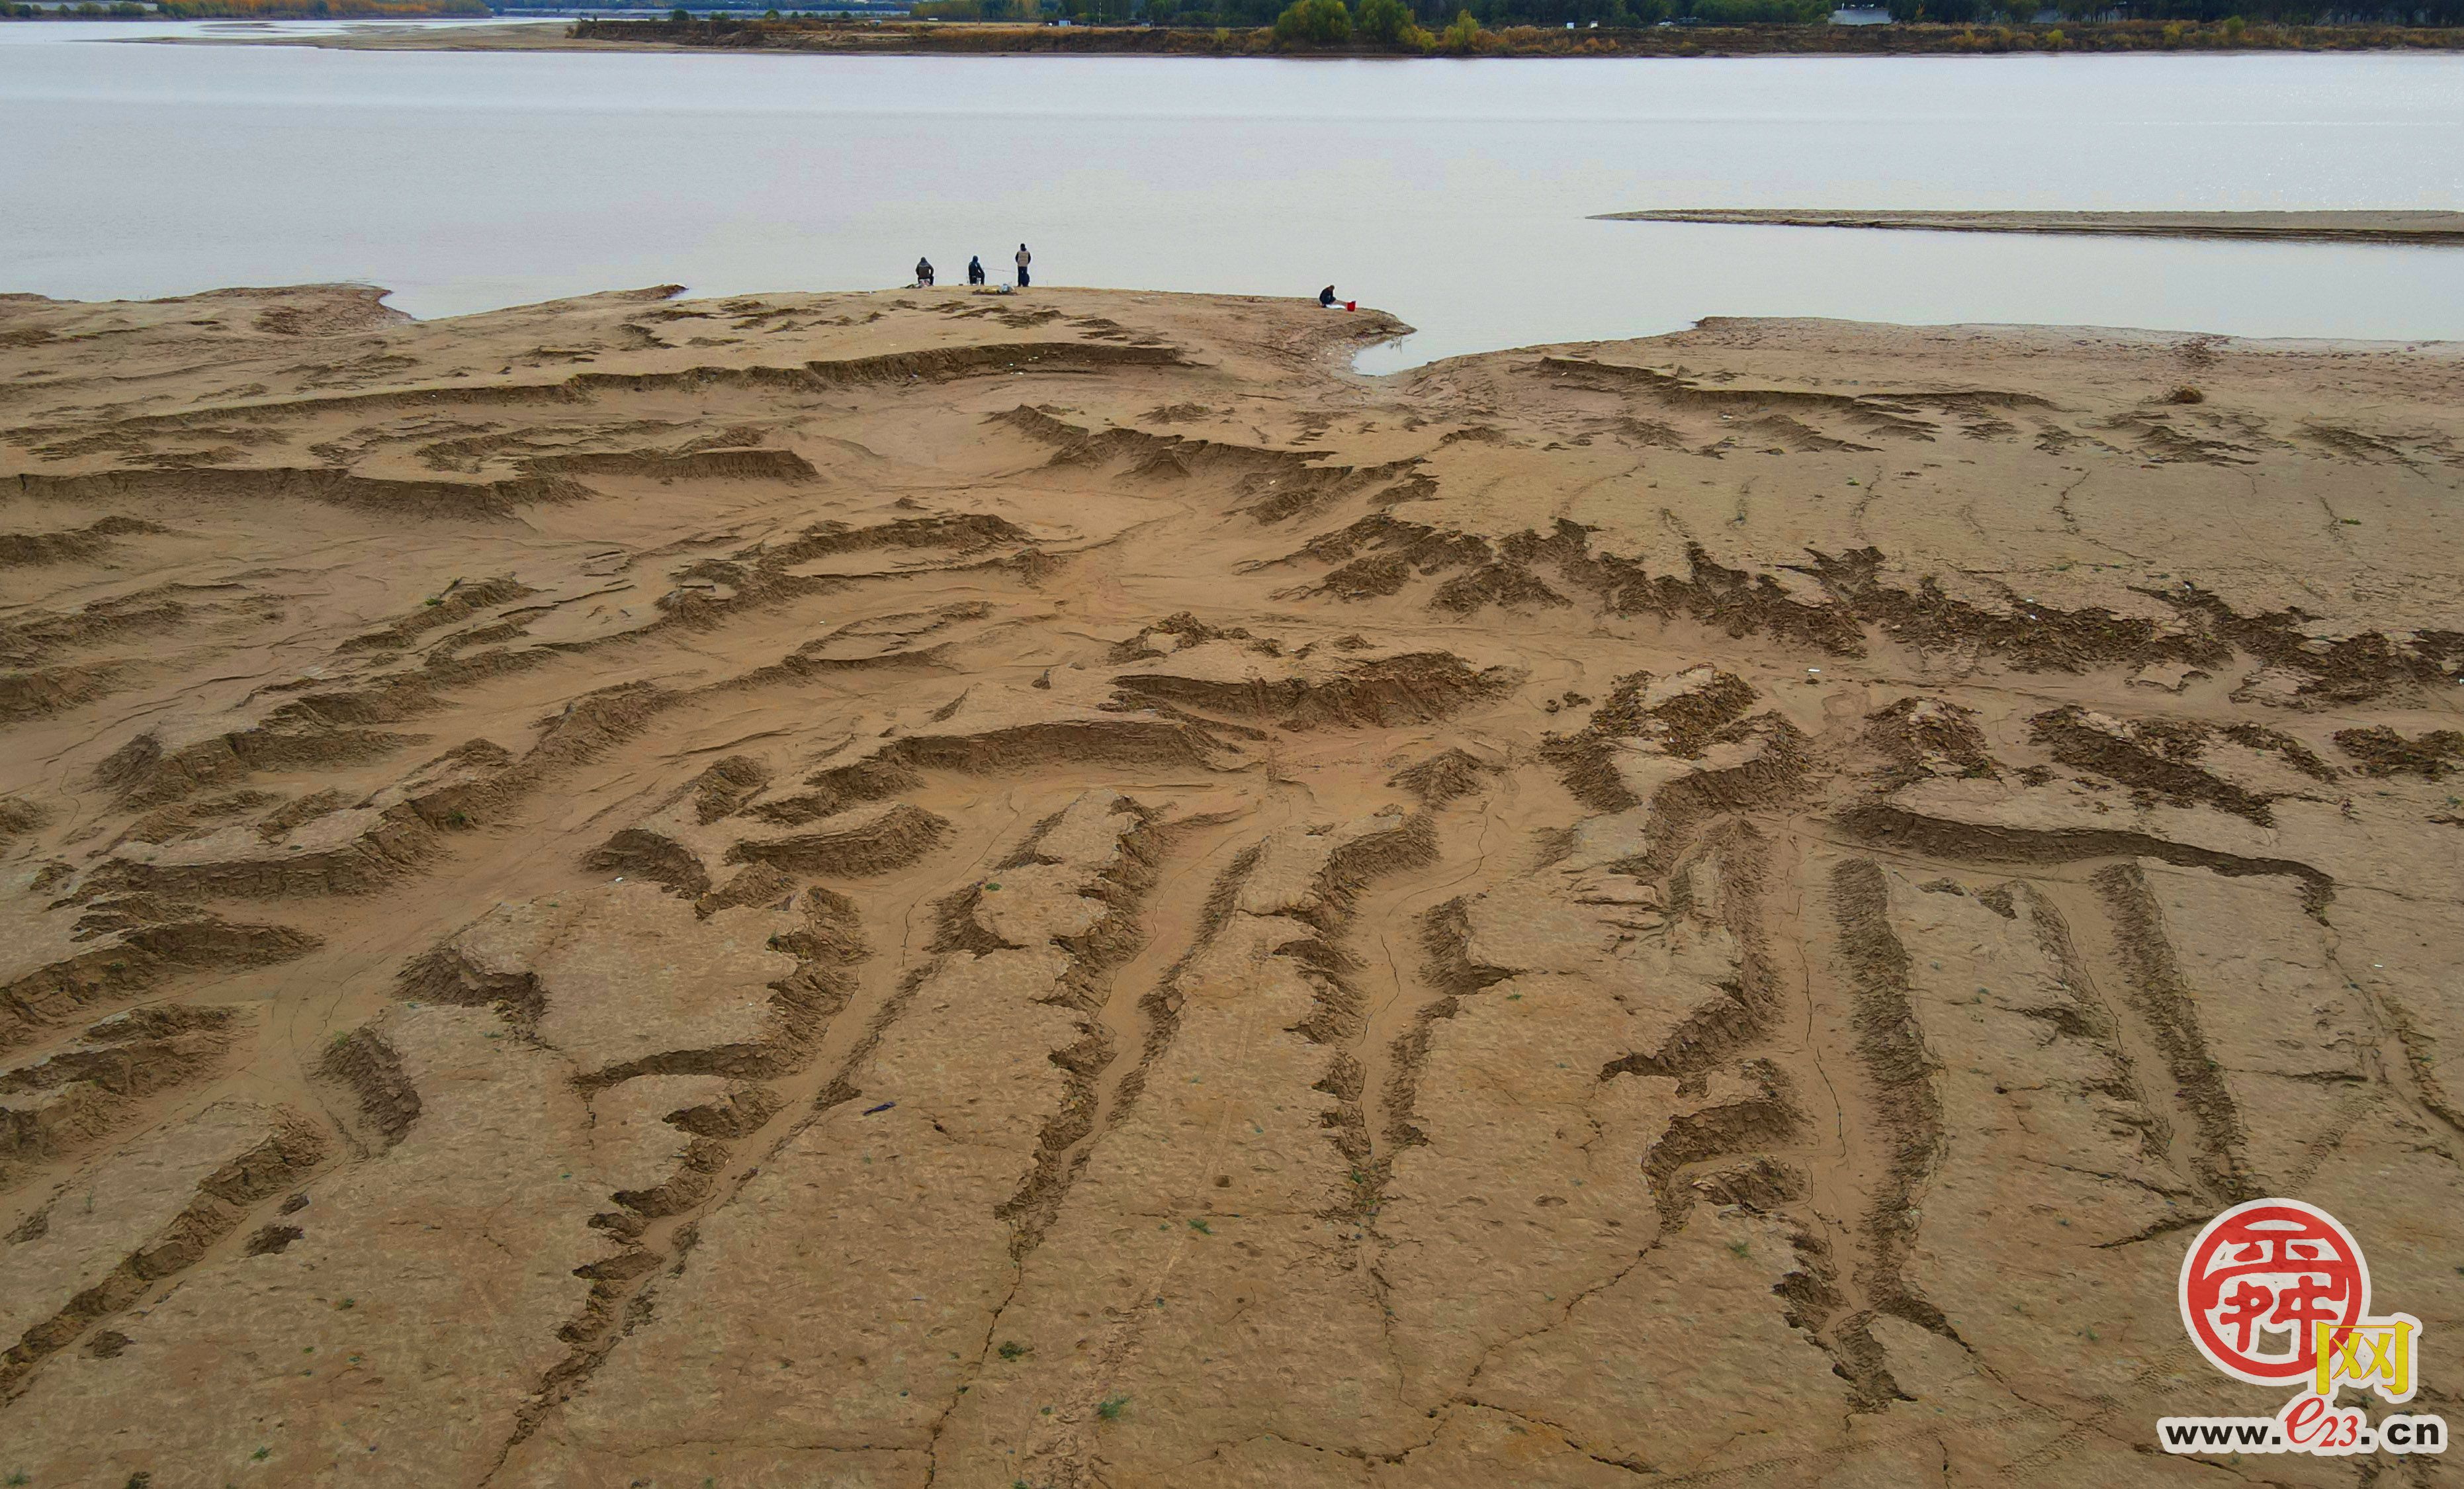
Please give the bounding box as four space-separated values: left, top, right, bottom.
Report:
3 21 2461 365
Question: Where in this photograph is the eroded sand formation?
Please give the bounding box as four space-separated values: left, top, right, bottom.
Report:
3 283 2463 1486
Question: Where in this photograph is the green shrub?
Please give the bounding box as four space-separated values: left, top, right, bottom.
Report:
1355 0 1413 42
1272 0 1352 45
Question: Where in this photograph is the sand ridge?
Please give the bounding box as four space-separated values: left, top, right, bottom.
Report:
3 283 2463 1485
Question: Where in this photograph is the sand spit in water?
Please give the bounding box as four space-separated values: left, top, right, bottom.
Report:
3 281 2464 1485
1601 206 2464 244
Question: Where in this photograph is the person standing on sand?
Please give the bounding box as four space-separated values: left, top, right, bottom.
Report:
968 255 986 286
1015 244 1032 289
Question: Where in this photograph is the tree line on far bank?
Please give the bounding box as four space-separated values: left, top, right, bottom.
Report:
1247 0 1824 42
904 0 2461 27
1888 0 2459 21
912 0 1827 23
624 12 2464 51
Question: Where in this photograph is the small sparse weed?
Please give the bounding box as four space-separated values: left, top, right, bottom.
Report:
9 1472 29 1487
997 1340 1026 1361
1187 1218 1212 1235
1097 1395 1130 1421
252 1446 271 1461
1728 1239 1751 1258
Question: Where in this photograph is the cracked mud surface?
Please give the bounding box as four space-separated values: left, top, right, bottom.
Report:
4 283 2463 1486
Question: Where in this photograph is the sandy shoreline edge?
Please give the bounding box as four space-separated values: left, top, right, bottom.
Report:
1600 206 2464 244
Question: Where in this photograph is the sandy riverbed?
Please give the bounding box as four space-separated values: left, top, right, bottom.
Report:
4 283 2463 1485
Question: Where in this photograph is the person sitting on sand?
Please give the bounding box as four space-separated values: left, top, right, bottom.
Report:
1319 285 1356 311
968 255 986 286
1015 244 1032 289
915 257 935 288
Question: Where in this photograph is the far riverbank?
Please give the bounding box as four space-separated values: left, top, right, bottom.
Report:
150 13 2464 56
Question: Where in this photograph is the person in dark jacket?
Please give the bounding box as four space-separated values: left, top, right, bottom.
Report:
1015 244 1032 288
967 255 987 285
915 257 935 287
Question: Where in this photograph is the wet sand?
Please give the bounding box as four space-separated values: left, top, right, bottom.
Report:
5 283 2464 1484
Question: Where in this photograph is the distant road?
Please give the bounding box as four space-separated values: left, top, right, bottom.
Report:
1596 208 2464 244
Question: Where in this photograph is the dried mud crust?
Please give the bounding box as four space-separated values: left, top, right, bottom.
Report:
1287 510 2464 703
0 1003 243 1190
1110 645 1518 731
9 466 594 520
1 1103 326 1398
2 285 2462 1486
2334 723 2464 778
990 404 1426 522
0 514 169 569
1 898 316 1053
5 338 1192 456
